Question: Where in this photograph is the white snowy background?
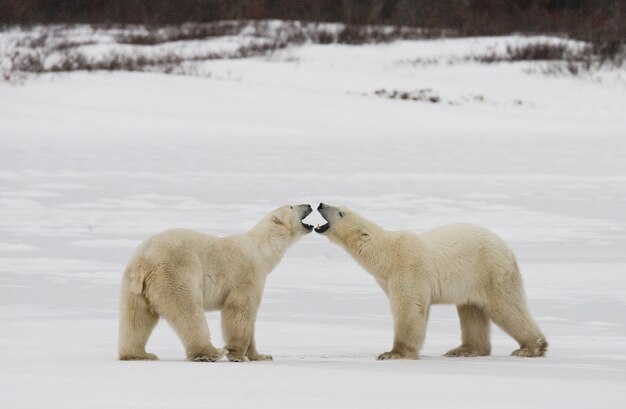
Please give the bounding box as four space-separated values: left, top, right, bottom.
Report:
1 23 625 408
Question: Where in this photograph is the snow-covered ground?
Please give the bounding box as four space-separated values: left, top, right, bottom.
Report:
1 27 625 408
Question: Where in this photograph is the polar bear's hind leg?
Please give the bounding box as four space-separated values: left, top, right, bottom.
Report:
489 296 547 357
118 291 159 361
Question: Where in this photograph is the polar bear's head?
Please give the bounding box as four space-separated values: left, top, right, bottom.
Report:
315 203 375 248
264 204 314 241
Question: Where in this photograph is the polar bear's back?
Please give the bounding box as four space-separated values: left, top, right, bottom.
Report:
138 228 213 260
420 223 511 253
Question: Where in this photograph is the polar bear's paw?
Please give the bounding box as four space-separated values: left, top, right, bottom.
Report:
512 338 548 358
227 353 251 362
250 354 273 361
377 351 417 360
190 348 226 362
119 352 159 361
444 346 489 357
511 347 547 358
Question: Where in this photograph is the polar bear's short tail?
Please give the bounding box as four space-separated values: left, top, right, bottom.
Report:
125 256 153 296
127 266 146 295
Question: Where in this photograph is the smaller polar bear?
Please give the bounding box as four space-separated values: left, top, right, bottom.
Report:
315 203 547 360
118 204 313 362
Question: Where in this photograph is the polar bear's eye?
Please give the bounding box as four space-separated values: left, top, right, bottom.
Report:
339 211 344 218
290 206 293 209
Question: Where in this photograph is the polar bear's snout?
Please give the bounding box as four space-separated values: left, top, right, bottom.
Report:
296 203 314 233
297 203 313 217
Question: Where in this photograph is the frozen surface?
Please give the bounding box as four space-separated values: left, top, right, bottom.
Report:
1 33 626 408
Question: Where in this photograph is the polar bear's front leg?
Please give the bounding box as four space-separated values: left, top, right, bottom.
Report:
221 293 259 362
445 304 492 357
378 285 429 360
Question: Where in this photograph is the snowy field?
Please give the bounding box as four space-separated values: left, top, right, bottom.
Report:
1 26 626 408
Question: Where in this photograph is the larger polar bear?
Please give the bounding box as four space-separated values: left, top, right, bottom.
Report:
315 203 547 360
118 204 313 362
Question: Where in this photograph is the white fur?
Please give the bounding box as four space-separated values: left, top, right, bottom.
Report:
316 204 548 360
118 204 312 362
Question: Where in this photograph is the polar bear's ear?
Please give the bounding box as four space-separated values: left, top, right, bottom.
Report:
272 215 284 225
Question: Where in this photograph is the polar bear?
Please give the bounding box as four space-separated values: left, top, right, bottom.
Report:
315 203 547 360
118 204 313 362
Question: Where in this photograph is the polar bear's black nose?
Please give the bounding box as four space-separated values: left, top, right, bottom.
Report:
318 203 325 210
